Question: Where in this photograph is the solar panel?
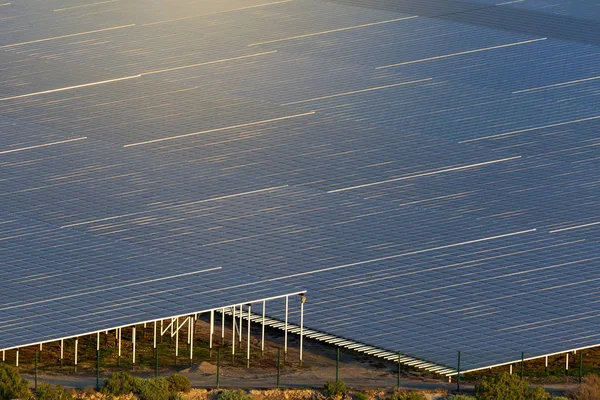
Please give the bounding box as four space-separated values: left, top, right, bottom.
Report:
1 0 599 375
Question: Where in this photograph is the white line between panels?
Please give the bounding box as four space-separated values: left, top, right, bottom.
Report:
0 137 87 154
550 221 600 233
495 0 524 5
270 228 537 280
460 115 600 143
0 2 12 6
123 111 316 147
0 24 135 49
60 185 288 228
53 0 119 12
140 51 277 75
513 75 600 94
328 156 521 193
142 0 294 26
249 15 418 46
280 78 432 106
377 38 547 68
0 75 141 102
0 267 222 312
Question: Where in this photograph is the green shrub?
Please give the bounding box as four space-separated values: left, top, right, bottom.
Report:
137 377 170 400
445 395 477 400
573 374 600 400
355 393 368 400
35 383 74 400
167 374 191 393
0 363 31 400
475 373 549 400
219 389 253 400
387 392 428 400
102 371 137 395
324 381 347 400
169 393 186 400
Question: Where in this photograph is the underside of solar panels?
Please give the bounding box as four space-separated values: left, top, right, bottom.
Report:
1 0 599 377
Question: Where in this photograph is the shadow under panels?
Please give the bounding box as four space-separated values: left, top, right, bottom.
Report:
0 212 304 351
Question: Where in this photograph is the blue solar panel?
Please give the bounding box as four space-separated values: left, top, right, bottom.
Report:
1 0 599 374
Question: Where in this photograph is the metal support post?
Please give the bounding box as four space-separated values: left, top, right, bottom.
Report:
566 353 569 376
397 352 401 388
97 333 101 390
336 348 340 383
232 306 236 355
35 348 38 391
132 326 136 367
261 300 266 353
60 339 64 367
175 328 179 358
190 316 194 366
74 338 78 370
545 356 548 375
520 352 524 379
15 349 19 368
284 296 289 356
210 310 214 350
300 295 305 364
221 308 225 344
247 304 251 368
155 347 159 377
509 364 512 375
117 328 122 366
153 321 157 350
457 351 461 391
2 350 4 362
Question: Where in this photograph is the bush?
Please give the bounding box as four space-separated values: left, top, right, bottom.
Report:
386 392 427 400
219 389 253 400
324 381 347 400
169 393 186 400
355 393 368 400
475 373 549 400
0 363 31 400
167 374 191 393
137 377 170 400
102 372 137 396
35 383 74 400
445 395 476 400
573 374 600 400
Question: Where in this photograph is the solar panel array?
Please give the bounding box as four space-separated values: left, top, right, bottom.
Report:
1 0 599 373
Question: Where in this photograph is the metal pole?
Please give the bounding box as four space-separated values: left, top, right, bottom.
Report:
2 350 4 362
15 349 19 369
97 333 100 390
60 339 63 367
239 305 243 344
520 352 524 379
221 308 225 344
153 321 157 349
217 347 221 389
132 326 136 367
210 310 214 350
545 356 548 375
284 296 289 356
247 304 251 367
190 316 194 366
300 295 305 364
118 328 122 366
74 338 78 369
579 351 583 384
397 352 401 388
277 348 281 388
457 351 461 391
336 348 340 383
232 306 236 355
175 328 179 358
261 300 266 353
155 348 159 377
35 348 38 391
566 353 569 376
